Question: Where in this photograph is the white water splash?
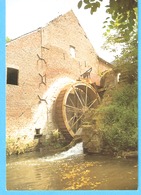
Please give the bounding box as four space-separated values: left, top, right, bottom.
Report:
7 143 83 167
41 142 83 162
32 77 75 133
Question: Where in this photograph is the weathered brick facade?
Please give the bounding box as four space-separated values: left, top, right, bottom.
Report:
6 11 112 151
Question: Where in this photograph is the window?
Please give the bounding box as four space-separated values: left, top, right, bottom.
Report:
7 68 19 85
70 45 76 58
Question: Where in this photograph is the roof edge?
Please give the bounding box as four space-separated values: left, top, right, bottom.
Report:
97 55 113 67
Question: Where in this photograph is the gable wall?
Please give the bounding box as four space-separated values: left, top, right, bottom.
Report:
42 11 98 75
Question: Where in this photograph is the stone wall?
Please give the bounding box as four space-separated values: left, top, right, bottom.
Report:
81 123 103 154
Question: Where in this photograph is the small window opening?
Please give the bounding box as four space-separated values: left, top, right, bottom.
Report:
117 73 121 83
70 45 76 58
7 68 19 85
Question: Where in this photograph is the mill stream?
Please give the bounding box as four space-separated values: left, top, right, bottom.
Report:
7 143 138 190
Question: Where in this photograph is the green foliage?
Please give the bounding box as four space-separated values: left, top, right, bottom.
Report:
102 16 137 59
78 0 101 14
113 30 137 84
6 137 37 155
78 0 83 8
98 26 137 152
96 82 138 152
78 0 137 41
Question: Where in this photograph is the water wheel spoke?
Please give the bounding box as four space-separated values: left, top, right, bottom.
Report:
68 96 76 107
65 104 82 112
68 115 76 124
70 112 84 129
88 99 97 108
79 92 85 106
85 85 88 106
72 86 84 107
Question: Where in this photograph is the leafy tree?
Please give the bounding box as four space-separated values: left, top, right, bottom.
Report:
78 0 137 42
104 22 138 84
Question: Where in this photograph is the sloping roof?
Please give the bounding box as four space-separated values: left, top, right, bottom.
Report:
97 55 113 68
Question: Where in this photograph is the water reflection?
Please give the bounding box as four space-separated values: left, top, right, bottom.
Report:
7 143 138 190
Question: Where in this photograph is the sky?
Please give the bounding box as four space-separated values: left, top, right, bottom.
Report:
6 0 114 62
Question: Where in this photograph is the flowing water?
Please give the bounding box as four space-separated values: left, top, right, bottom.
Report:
7 143 138 190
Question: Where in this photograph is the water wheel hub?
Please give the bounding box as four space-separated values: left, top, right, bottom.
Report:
82 106 88 113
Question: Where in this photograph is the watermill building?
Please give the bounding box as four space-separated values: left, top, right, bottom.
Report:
6 11 113 152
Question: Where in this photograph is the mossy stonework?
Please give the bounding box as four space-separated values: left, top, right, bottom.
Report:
81 124 103 154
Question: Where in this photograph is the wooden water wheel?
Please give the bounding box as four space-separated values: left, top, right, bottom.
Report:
55 81 101 141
